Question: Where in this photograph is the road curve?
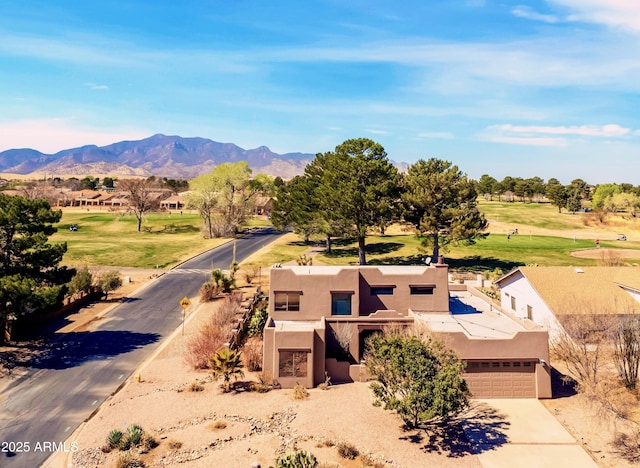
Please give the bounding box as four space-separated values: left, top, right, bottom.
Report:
0 227 284 467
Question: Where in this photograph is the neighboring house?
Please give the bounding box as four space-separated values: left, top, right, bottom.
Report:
159 193 186 211
263 261 551 398
495 266 640 340
253 195 273 216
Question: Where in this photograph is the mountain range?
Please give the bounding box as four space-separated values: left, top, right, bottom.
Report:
0 134 315 179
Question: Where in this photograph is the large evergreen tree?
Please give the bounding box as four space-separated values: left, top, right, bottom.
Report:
402 158 487 261
0 194 72 339
315 138 400 265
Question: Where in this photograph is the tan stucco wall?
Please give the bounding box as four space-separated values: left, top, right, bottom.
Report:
442 330 552 398
269 265 449 321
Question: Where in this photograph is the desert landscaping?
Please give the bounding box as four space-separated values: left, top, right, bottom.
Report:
24 250 636 468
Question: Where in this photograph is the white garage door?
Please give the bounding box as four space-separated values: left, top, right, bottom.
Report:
464 361 536 398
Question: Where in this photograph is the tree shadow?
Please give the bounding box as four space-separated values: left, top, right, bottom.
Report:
400 402 510 457
325 242 404 259
550 366 578 398
28 330 161 370
446 256 523 273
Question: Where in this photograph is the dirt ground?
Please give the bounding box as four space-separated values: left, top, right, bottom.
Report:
3 230 639 467
15 271 622 468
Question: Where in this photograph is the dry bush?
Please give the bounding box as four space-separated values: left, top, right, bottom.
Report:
332 322 354 358
209 420 227 430
242 336 263 371
243 265 261 284
184 322 226 369
612 431 640 463
115 451 145 468
336 441 359 460
167 439 182 449
359 453 387 468
199 281 220 302
184 295 243 369
551 313 615 394
292 383 309 400
188 381 204 392
613 314 640 390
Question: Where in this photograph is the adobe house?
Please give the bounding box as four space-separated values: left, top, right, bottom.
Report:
495 266 640 340
263 260 551 398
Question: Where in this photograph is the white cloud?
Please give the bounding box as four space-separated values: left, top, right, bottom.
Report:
0 118 149 153
512 6 559 23
480 123 635 146
366 129 390 136
549 0 640 33
83 82 109 91
416 131 454 139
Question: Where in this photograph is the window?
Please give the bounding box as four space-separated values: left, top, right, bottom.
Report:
274 292 300 312
513 362 521 367
510 295 517 311
410 285 434 295
492 362 500 368
523 361 532 367
279 350 308 377
331 292 352 316
527 305 533 320
370 286 394 295
503 362 511 367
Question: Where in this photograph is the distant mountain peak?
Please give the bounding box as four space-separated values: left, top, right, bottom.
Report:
0 135 314 179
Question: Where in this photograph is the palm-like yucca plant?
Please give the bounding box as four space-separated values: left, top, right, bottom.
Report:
210 348 244 392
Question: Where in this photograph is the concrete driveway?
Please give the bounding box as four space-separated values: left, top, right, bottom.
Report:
467 399 597 468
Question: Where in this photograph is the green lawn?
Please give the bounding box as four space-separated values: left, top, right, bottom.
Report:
295 230 640 273
51 211 228 268
478 201 587 231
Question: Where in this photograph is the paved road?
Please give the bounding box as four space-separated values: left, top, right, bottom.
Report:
0 227 284 467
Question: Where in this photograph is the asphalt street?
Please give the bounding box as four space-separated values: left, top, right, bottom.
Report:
0 227 284 467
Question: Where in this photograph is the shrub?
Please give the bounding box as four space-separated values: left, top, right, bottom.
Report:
96 270 122 300
275 449 318 468
200 281 220 302
242 336 263 371
107 429 124 449
248 307 269 337
209 420 228 430
140 433 158 453
336 442 359 460
184 322 226 369
612 431 640 464
189 381 204 392
115 451 145 468
127 424 143 446
250 372 276 393
167 439 183 450
292 383 309 400
210 348 245 392
243 265 261 284
68 265 93 296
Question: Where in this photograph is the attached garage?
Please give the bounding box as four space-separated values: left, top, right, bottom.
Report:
464 360 537 398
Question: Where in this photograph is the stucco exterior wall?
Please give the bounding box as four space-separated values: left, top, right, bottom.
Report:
442 329 552 398
498 272 562 339
269 265 449 321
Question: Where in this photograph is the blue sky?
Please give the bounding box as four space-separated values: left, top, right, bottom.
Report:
1 0 639 184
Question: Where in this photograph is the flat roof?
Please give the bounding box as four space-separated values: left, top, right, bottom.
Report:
414 291 531 339
281 265 431 275
271 320 323 331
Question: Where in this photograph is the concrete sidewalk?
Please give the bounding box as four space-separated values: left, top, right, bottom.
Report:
468 399 597 468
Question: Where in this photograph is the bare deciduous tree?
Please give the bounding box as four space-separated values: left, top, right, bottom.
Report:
613 314 640 390
551 313 615 393
118 178 161 232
